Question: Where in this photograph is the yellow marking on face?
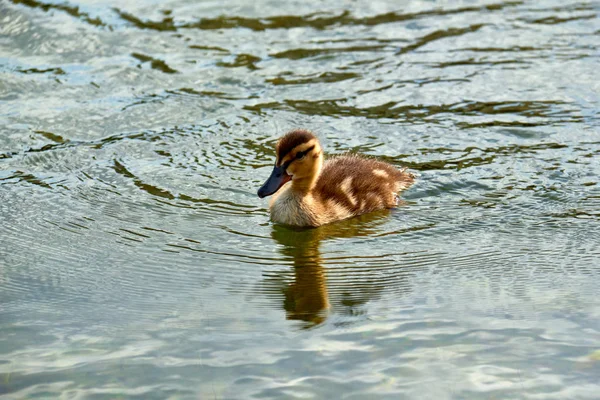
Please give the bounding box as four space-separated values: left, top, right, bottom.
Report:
295 139 317 153
373 169 389 178
280 139 318 165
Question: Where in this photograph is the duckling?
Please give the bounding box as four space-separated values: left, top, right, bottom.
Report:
257 129 414 227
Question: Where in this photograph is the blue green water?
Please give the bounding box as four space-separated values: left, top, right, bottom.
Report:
1 0 599 398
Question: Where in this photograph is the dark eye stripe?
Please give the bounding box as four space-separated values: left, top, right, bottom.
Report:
280 145 315 168
296 145 315 159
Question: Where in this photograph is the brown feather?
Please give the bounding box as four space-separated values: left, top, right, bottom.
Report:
260 130 415 227
315 154 414 214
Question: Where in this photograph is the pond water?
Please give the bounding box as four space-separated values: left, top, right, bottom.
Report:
1 0 600 398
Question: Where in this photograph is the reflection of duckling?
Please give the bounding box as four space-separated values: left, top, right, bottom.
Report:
258 129 414 227
271 225 329 326
270 211 392 328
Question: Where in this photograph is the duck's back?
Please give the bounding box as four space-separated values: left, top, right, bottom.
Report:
314 154 414 216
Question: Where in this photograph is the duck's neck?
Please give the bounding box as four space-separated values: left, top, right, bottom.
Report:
291 157 323 195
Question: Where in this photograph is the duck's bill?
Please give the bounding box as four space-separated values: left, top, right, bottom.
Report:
257 165 291 198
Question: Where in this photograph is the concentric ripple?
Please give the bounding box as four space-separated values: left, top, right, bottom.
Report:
1 0 600 398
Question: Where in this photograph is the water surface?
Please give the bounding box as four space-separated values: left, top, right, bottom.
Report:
1 0 600 398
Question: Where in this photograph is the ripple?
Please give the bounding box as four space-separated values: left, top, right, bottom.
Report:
267 72 360 85
130 53 178 74
111 2 522 32
2 0 600 398
9 0 107 28
244 100 582 126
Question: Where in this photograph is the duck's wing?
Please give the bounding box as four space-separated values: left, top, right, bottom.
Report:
316 155 414 213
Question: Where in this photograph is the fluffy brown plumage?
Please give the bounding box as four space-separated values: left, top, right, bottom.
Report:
257 129 414 227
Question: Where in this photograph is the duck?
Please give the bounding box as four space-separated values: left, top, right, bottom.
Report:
257 129 415 227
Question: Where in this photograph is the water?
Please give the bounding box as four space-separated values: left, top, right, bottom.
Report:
1 0 599 398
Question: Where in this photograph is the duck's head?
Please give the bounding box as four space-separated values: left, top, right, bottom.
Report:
258 129 323 198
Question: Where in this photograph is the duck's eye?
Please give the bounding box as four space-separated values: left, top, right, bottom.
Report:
294 145 315 161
